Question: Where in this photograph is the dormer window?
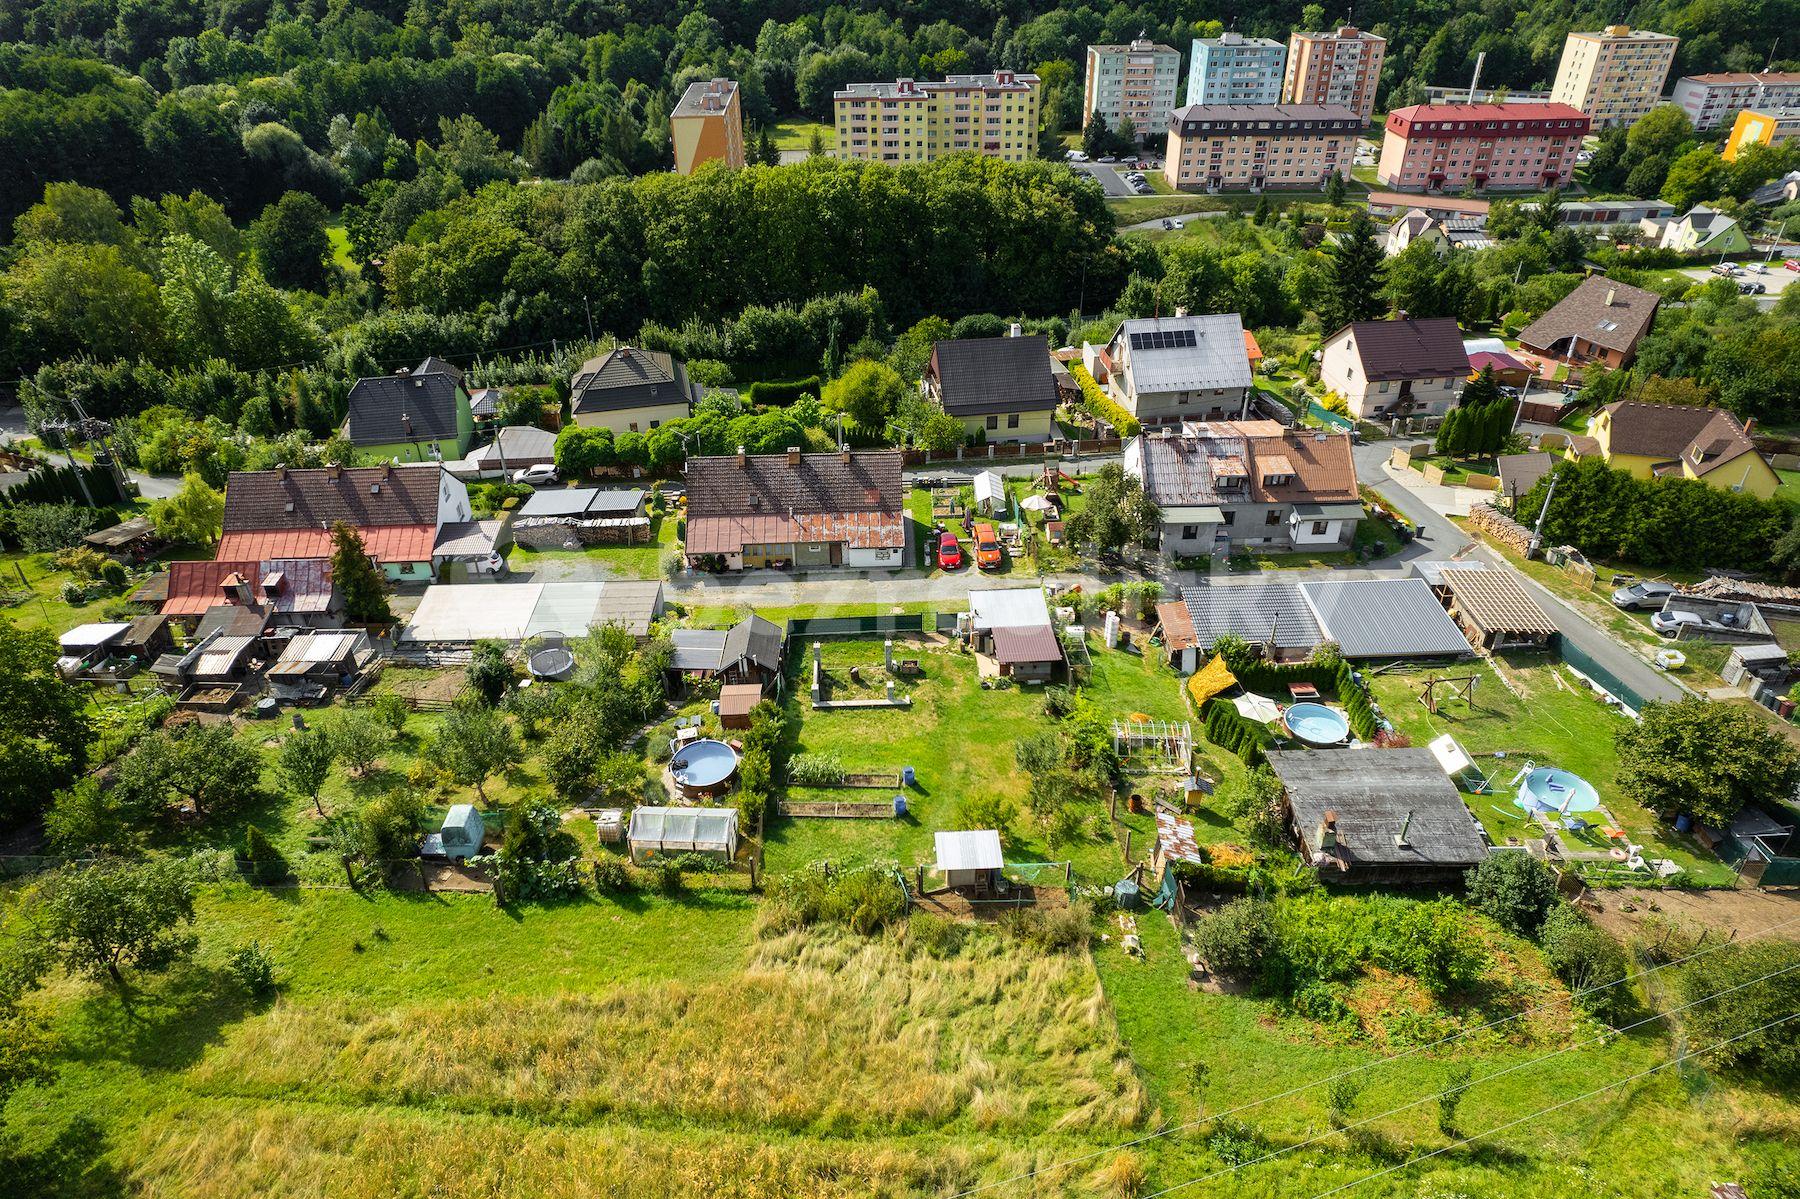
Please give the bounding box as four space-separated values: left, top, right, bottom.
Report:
1262 473 1291 486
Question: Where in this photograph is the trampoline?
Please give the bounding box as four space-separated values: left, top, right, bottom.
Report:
670 739 740 799
527 647 576 681
1514 765 1601 815
1282 702 1350 747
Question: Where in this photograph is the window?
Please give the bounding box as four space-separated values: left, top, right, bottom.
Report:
649 420 660 429
1007 413 1020 429
399 562 416 575
1265 510 1281 526
1311 520 1329 536
986 415 999 430
1222 510 1235 526
629 422 639 432
1180 525 1198 539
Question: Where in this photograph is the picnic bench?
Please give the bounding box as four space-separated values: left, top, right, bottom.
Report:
1288 682 1321 702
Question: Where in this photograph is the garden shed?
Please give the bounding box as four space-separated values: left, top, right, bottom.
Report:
719 683 763 728
438 805 485 861
934 829 1004 891
628 806 739 863
973 470 1006 514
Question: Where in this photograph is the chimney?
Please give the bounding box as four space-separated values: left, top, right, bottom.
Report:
1396 309 1410 321
1394 810 1414 848
1744 417 1756 436
1605 287 1617 307
275 465 286 482
401 414 413 437
1318 811 1338 850
326 463 341 481
736 445 748 468
840 447 852 464
394 367 409 377
1009 322 1023 338
383 461 394 479
786 446 802 466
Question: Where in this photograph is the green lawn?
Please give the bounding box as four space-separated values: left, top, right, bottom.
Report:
1 541 208 635
1368 658 1736 886
324 220 359 274
505 512 678 580
769 118 833 152
1775 468 1800 504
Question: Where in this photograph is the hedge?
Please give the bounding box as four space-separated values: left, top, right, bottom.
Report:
744 376 822 407
1203 698 1267 766
1066 361 1141 438
1223 658 1379 742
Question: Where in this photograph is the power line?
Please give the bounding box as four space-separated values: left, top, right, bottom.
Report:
947 910 1800 1198
1133 956 1800 1199
1296 1009 1800 1199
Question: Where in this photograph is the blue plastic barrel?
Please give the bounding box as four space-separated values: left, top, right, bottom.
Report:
893 794 908 817
901 765 916 787
1675 813 1692 832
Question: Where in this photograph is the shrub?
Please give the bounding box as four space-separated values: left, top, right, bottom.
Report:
1540 904 1631 1021
465 640 513 705
1206 1118 1267 1165
591 855 633 892
368 693 410 737
1677 940 1800 1081
906 912 966 958
9 503 103 551
1465 852 1558 938
226 942 277 998
743 376 822 407
1436 1064 1472 1136
764 864 908 936
1066 361 1141 437
1326 1074 1364 1127
1192 898 1280 984
787 752 846 786
242 825 289 884
99 559 129 590
1000 900 1093 954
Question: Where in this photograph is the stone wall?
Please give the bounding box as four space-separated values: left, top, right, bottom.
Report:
1466 502 1535 556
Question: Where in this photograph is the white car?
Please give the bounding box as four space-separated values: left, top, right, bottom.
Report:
513 463 559 486
1066 149 1089 162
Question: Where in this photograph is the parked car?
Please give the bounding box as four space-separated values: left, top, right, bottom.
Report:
1066 149 1089 162
1611 580 1675 610
1710 263 1740 277
1740 280 1767 295
1650 608 1704 637
973 521 1003 571
938 531 964 570
1161 218 1176 230
1787 259 1800 272
1098 155 1118 163
513 463 559 486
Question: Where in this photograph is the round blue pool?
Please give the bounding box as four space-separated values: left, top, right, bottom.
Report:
1514 766 1601 815
1283 702 1350 747
671 738 740 797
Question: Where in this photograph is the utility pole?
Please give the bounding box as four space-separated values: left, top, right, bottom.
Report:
584 296 596 343
1527 468 1558 557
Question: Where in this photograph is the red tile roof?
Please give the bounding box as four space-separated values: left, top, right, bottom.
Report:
1388 102 1587 124
217 525 436 564
162 560 266 616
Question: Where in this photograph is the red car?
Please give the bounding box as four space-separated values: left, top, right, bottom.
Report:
1787 259 1800 273
938 531 964 569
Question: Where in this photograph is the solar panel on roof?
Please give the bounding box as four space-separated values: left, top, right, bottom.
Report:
1129 328 1199 351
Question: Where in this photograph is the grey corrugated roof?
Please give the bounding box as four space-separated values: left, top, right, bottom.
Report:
1183 582 1324 651
346 361 465 446
1271 748 1488 868
1298 578 1470 658
670 628 728 672
1111 314 1253 394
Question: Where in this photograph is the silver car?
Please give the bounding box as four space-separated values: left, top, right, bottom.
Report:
1612 581 1675 610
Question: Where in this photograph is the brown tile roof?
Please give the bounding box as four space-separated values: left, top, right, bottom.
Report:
1442 568 1558 636
1155 601 1200 651
684 449 905 557
1330 317 1470 381
1598 402 1758 470
1131 423 1359 507
991 623 1064 665
1518 276 1659 360
223 465 446 533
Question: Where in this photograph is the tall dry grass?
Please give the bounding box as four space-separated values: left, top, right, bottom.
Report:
183 926 1149 1139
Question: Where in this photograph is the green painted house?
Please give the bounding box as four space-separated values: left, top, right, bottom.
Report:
346 357 474 462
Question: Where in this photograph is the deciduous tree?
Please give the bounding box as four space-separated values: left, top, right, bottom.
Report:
0 621 94 826
39 857 198 986
1616 697 1800 828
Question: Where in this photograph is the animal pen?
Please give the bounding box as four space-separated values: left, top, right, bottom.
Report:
1111 718 1193 772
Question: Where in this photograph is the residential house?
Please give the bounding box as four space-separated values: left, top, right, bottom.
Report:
1724 106 1800 158
923 331 1059 442
683 448 906 571
1520 198 1674 232
1517 276 1660 369
668 614 786 689
1549 26 1679 128
834 72 1040 164
1385 209 1447 256
1124 421 1362 557
1674 72 1800 131
1181 577 1471 660
160 557 341 629
217 463 483 583
1570 402 1779 499
570 347 697 435
1282 27 1386 120
1099 313 1255 426
1186 33 1287 106
1318 317 1470 420
1084 38 1182 137
1658 206 1751 254
345 358 474 462
965 587 1063 679
1752 170 1800 207
1377 103 1589 192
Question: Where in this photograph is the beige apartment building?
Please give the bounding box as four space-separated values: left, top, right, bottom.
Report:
1282 27 1386 121
1084 38 1183 138
1163 104 1360 191
833 71 1041 164
1550 26 1679 128
670 78 744 175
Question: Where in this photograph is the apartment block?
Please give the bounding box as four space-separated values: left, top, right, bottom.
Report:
1377 103 1590 192
1163 104 1360 192
670 78 744 175
1282 27 1386 121
1725 107 1800 159
833 71 1040 164
1549 26 1678 128
1672 73 1800 131
1185 33 1287 107
1084 38 1182 137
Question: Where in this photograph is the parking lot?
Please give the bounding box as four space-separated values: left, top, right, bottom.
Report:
1676 259 1798 309
1068 159 1159 197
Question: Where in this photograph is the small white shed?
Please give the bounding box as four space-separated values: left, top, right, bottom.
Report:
628 806 739 863
973 470 1006 514
440 804 485 861
934 829 1004 890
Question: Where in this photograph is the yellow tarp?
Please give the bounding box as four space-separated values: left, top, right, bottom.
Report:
1186 655 1237 708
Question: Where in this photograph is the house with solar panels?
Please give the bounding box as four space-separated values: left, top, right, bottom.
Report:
1098 313 1254 427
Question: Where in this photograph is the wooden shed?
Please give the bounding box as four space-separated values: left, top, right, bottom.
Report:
718 682 763 729
934 829 1004 892
1440 567 1558 650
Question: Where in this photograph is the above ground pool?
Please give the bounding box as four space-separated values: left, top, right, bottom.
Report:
1514 766 1601 815
1283 702 1350 747
670 738 740 797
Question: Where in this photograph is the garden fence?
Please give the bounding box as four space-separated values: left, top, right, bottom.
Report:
1558 640 1653 716
1304 401 1355 431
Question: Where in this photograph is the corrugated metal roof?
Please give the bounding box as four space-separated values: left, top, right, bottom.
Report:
969 588 1051 631
1111 313 1253 395
1183 582 1324 651
991 623 1064 665
935 829 1004 871
671 628 728 672
1299 578 1470 657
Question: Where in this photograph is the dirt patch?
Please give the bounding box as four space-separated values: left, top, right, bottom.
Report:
1581 885 1800 944
381 668 467 707
909 884 1067 922
389 859 495 893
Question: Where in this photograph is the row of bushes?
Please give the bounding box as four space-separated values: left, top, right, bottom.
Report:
1203 699 1268 767
1220 648 1379 742
1065 361 1140 438
732 700 789 830
743 377 822 407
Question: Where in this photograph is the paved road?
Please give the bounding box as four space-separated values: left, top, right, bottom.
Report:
2 410 180 500
1348 440 1685 706
1119 210 1228 234
1070 162 1136 197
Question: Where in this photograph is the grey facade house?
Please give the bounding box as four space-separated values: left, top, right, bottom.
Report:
1125 421 1361 557
1100 313 1255 427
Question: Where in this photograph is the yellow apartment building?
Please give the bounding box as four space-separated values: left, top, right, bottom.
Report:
833 71 1041 164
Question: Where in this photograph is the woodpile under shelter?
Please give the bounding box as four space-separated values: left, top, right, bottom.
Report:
1269 748 1488 886
1440 567 1558 650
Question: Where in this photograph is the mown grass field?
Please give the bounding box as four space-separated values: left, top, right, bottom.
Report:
505 512 679 581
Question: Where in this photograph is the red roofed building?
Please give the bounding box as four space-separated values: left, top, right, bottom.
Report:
217 463 485 583
683 448 906 571
1378 103 1589 193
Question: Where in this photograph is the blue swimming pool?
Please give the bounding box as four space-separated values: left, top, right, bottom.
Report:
1514 766 1601 815
671 739 740 795
1284 702 1350 747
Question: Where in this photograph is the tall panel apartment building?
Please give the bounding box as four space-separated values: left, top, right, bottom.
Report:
1163 104 1360 192
1282 27 1386 121
1185 33 1287 106
1377 103 1591 192
1550 27 1678 128
1083 39 1182 138
1672 72 1800 131
833 71 1041 164
670 78 744 175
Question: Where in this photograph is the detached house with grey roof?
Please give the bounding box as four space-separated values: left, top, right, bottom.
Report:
345 358 474 462
570 346 697 435
923 331 1059 443
1098 312 1255 427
